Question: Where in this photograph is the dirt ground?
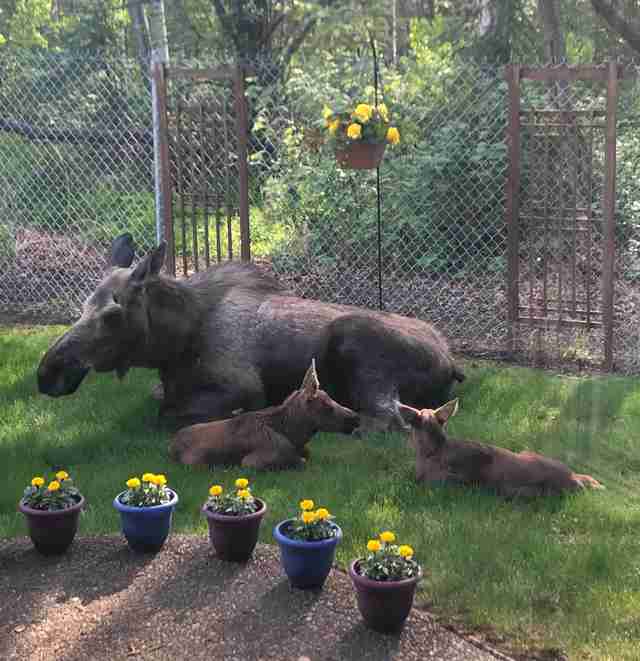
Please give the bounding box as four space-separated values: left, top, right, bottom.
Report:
1 534 512 661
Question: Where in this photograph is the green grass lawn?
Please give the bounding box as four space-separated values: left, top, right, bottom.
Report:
2 325 640 659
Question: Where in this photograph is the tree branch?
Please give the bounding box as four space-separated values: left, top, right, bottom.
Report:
591 0 640 54
0 119 153 146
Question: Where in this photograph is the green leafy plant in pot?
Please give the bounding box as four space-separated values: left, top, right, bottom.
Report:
19 470 85 555
349 531 422 633
201 477 267 562
324 101 400 170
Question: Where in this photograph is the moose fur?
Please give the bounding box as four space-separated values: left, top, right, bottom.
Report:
37 234 464 431
169 360 359 469
399 400 604 497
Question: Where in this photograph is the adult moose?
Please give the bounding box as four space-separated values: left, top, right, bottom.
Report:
38 234 464 431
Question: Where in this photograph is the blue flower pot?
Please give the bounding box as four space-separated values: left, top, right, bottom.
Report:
113 489 178 553
273 519 342 589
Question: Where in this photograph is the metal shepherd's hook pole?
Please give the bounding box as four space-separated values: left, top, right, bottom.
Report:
368 31 384 311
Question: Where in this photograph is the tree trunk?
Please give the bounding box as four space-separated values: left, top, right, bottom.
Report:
537 0 566 63
591 0 640 54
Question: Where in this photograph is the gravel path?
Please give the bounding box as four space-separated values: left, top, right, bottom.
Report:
1 535 511 661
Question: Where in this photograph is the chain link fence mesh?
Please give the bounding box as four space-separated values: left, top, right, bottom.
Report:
2 48 640 373
0 50 153 321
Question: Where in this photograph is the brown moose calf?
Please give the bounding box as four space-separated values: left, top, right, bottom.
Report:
169 361 359 470
398 399 603 497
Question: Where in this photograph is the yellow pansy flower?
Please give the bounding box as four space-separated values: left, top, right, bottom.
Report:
386 126 400 145
315 508 330 520
31 476 45 488
398 545 414 559
377 103 389 122
153 474 167 487
328 118 340 135
126 477 141 489
235 478 249 489
47 480 61 492
347 123 362 140
322 105 333 119
300 499 315 511
55 470 69 481
302 511 317 524
367 539 382 553
142 473 155 482
209 485 223 497
352 103 372 122
379 531 396 543
237 489 251 500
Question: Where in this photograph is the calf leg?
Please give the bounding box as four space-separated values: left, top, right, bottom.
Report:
241 447 305 471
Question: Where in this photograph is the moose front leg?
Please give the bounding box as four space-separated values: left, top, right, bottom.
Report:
160 368 266 428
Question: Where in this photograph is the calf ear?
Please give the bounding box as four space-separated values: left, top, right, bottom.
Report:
397 402 422 428
111 233 136 268
434 399 459 427
301 358 320 398
132 241 167 282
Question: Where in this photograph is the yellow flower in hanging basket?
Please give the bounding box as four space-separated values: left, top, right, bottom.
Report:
347 123 362 140
386 127 400 145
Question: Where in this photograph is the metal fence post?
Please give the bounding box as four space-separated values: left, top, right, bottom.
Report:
505 64 521 352
233 65 251 262
151 61 175 276
602 60 618 371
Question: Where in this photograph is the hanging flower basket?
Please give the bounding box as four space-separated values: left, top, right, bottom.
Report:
335 142 387 170
323 101 400 171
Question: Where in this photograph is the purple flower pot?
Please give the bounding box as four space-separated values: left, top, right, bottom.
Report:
19 495 85 556
273 519 342 589
202 498 267 562
113 489 178 553
349 560 423 633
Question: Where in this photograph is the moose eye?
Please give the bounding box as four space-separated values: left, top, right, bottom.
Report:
112 293 119 304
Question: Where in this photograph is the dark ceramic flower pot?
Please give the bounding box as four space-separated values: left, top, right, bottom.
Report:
19 495 85 556
273 519 342 589
202 498 267 562
349 560 423 633
113 489 178 553
335 142 386 169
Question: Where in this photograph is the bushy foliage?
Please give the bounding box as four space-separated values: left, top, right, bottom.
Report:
283 499 337 542
204 477 260 516
119 473 172 507
22 470 82 511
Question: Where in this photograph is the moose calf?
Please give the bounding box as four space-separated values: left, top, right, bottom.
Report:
169 360 359 470
398 399 603 497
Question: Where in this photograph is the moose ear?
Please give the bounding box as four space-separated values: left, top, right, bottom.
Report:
396 402 422 428
131 241 167 282
301 358 320 398
434 399 459 427
111 233 136 268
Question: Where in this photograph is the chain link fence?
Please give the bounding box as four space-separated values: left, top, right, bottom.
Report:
2 48 640 373
0 50 154 322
